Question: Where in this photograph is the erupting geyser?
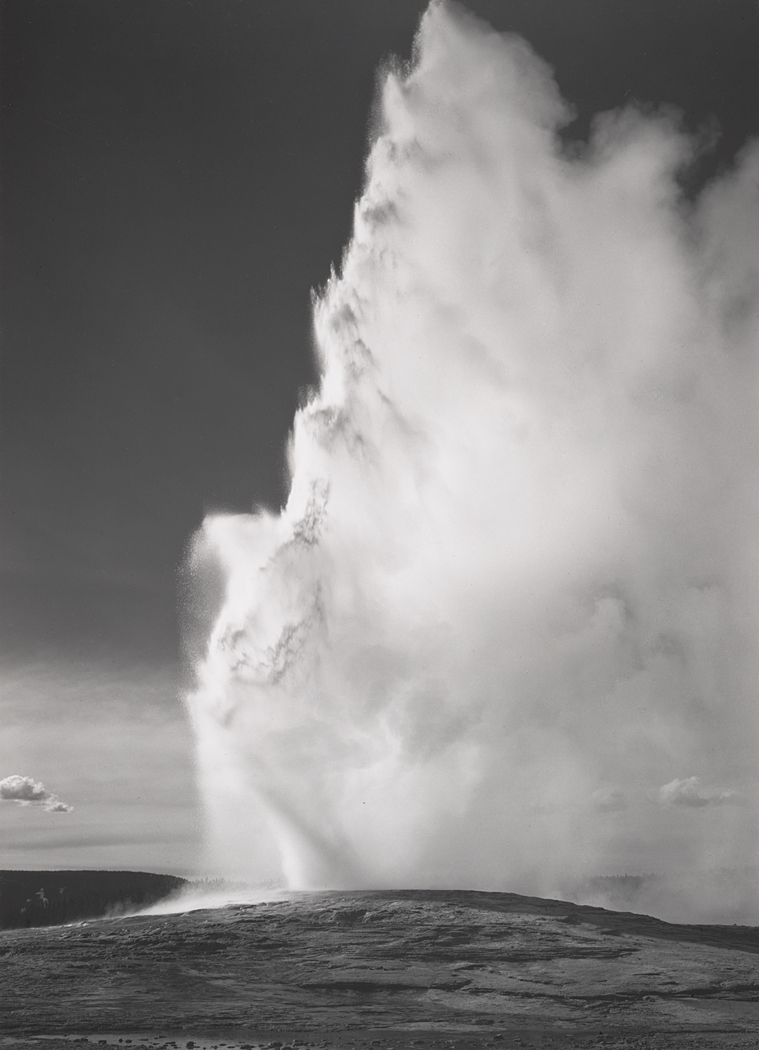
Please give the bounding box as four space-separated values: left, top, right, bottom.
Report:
184 2 759 921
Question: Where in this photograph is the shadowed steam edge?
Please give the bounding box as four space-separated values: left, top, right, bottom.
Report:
183 1 759 919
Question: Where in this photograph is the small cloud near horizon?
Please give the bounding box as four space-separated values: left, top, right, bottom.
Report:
659 776 739 808
592 786 628 812
0 774 74 813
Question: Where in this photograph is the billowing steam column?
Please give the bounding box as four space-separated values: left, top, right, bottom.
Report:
185 2 759 918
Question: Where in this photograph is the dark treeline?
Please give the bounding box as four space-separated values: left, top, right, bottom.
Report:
0 870 187 928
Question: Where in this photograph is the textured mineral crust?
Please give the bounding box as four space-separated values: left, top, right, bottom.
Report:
2 889 759 1048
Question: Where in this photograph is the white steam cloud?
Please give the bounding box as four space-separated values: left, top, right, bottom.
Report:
184 3 759 920
0 774 74 813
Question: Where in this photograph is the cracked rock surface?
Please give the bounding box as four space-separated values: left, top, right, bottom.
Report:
2 889 759 1048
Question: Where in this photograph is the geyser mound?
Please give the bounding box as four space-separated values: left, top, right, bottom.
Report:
184 2 759 919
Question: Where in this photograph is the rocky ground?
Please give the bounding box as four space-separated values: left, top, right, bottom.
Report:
2 889 759 1049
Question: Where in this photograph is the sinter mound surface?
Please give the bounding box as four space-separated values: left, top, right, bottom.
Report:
2 889 759 1049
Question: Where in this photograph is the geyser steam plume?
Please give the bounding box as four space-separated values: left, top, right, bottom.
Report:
185 2 759 920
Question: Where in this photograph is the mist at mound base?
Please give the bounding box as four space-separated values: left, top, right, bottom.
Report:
133 882 291 918
183 1 759 924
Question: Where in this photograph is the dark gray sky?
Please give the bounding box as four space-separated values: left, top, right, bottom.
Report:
1 0 758 872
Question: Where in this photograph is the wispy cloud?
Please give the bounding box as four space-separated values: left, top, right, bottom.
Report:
659 776 739 808
0 774 73 812
592 787 628 812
